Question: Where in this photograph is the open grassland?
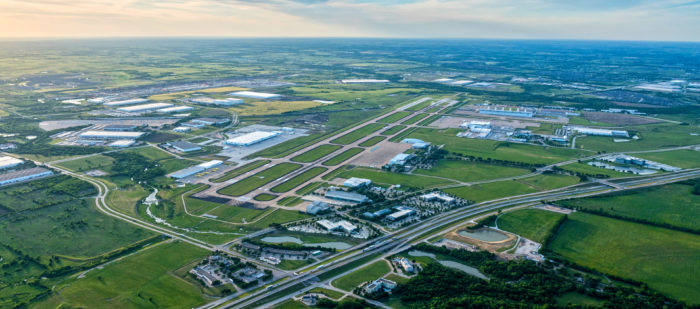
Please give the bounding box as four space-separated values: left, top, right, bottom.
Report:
210 160 271 182
445 174 579 202
203 204 272 223
323 148 364 166
218 163 302 196
558 183 700 231
635 149 700 168
122 146 174 161
559 162 631 178
55 154 115 172
230 100 324 116
497 209 565 242
377 111 412 123
332 260 391 291
270 167 327 193
548 212 700 305
358 136 386 147
405 128 584 165
518 174 581 191
106 185 150 215
575 123 700 152
330 123 386 145
291 144 342 163
337 167 456 189
414 160 530 183
381 125 406 135
35 241 209 309
401 113 430 125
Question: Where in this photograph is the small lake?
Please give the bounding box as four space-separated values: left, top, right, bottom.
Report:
408 250 488 280
260 236 352 250
458 229 509 242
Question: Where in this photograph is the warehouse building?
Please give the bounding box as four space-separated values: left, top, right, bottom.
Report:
387 206 416 221
401 138 431 149
324 190 369 203
157 106 194 113
191 97 243 106
173 126 191 133
230 91 281 99
343 177 371 188
479 107 534 118
192 118 230 125
388 153 414 166
306 201 330 215
341 79 390 84
571 127 629 137
169 141 202 152
169 160 223 179
420 193 455 203
0 167 53 186
316 219 357 233
79 131 144 140
225 131 281 146
104 124 138 131
104 98 148 106
107 140 136 148
117 103 173 113
0 156 24 170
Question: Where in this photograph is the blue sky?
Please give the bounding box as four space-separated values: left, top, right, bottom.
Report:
1 0 699 41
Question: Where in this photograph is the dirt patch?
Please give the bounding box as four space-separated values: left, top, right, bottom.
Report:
445 226 516 253
349 141 410 168
583 111 660 126
536 204 573 214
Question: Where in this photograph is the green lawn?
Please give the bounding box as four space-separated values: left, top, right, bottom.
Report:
291 144 342 163
35 241 209 309
414 160 530 183
575 123 700 152
254 193 278 201
55 154 115 172
122 146 174 161
635 149 700 169
277 196 303 207
558 183 700 231
337 167 456 189
381 125 406 135
276 259 313 271
401 113 430 125
377 111 412 123
332 260 391 291
218 163 302 196
307 287 345 300
497 209 565 242
210 160 271 182
444 174 580 202
358 136 386 147
322 148 364 166
270 167 327 193
418 114 441 126
330 123 386 145
548 212 700 305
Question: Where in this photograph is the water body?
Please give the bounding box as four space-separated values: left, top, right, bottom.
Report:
458 229 509 242
408 250 488 280
260 236 352 250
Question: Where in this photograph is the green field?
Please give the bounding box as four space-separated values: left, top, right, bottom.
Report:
401 113 429 125
497 209 565 242
635 149 700 168
55 154 115 172
377 111 412 123
330 123 386 145
444 174 580 202
558 183 700 231
123 146 174 161
270 167 328 193
322 148 364 166
559 162 631 178
218 163 302 196
291 144 342 163
414 160 531 183
254 193 278 201
337 167 456 189
277 196 303 207
210 160 271 182
332 260 391 291
36 241 209 309
418 114 441 126
548 212 700 304
575 123 700 152
358 136 386 147
381 125 406 135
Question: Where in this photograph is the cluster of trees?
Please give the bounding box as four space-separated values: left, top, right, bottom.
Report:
552 165 611 180
394 244 689 308
106 152 164 183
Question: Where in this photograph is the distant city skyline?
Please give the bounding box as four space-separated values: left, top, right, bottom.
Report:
1 0 699 41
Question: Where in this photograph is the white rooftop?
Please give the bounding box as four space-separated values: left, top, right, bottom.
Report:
79 131 145 138
231 91 281 99
108 140 136 147
226 131 280 145
157 106 194 113
117 103 173 112
0 156 23 169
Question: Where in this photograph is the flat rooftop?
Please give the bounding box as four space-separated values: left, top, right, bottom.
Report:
0 167 52 182
79 131 145 138
117 103 173 112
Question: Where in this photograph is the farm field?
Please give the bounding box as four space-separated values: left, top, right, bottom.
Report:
270 167 327 193
35 241 209 309
414 160 531 183
557 183 700 231
210 160 271 182
337 167 457 189
547 212 700 305
330 123 386 145
497 208 565 242
332 260 391 291
218 163 302 196
291 144 342 163
322 148 363 166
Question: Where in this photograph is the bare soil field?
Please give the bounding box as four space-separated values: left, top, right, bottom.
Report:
348 142 410 168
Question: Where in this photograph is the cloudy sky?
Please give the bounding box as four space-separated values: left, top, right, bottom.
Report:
1 0 699 41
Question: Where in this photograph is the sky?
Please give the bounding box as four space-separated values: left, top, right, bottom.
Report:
1 0 699 41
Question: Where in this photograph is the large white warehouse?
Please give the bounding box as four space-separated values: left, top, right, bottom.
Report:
79 131 145 139
191 97 243 106
572 127 629 137
157 106 194 113
0 156 23 169
0 167 53 186
230 91 281 100
341 79 390 84
225 131 281 146
117 103 173 113
104 98 149 106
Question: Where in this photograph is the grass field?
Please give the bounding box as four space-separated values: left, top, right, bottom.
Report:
36 241 209 309
56 154 115 172
444 174 580 202
377 111 412 123
254 193 277 201
332 260 391 291
322 148 364 166
418 114 442 126
559 162 631 178
548 212 700 304
381 125 406 135
358 136 386 147
277 196 303 207
270 167 327 193
330 123 386 145
575 123 700 152
497 209 565 242
123 146 174 161
218 163 302 196
635 149 700 168
414 160 530 183
147 86 247 100
337 167 456 189
230 100 324 116
401 113 429 125
291 144 342 163
558 183 700 231
307 287 344 300
210 160 271 182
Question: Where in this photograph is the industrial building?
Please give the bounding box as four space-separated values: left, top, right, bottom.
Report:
192 118 230 126
316 219 358 233
388 153 414 166
0 167 53 186
116 103 173 113
479 107 534 118
324 190 369 203
571 127 629 137
104 124 138 131
191 97 243 106
225 131 281 146
107 140 136 148
103 98 148 106
169 141 202 152
173 126 192 133
341 79 390 84
230 91 281 99
364 278 397 294
0 156 24 169
78 131 144 139
387 206 416 221
401 138 430 149
363 208 392 219
169 160 222 179
306 201 330 215
156 106 194 113
343 177 371 188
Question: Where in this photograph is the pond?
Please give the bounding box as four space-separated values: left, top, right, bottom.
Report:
260 236 352 250
458 228 509 242
408 250 488 280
